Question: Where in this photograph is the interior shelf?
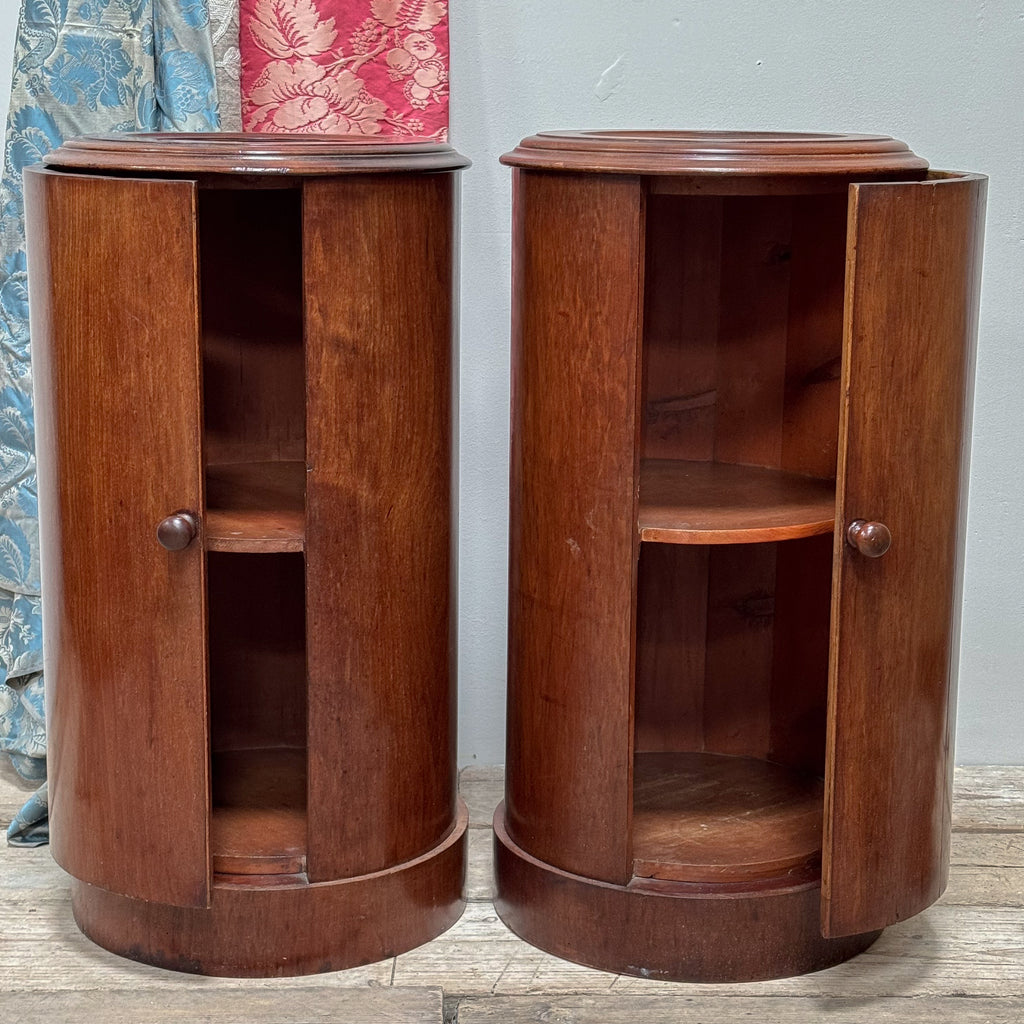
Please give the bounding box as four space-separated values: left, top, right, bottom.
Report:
205 460 305 553
638 459 835 544
211 747 306 877
632 751 824 884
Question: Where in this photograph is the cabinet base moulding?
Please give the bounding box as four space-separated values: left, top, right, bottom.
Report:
493 806 880 983
70 802 468 978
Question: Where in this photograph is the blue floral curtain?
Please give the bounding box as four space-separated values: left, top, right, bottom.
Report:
0 0 222 845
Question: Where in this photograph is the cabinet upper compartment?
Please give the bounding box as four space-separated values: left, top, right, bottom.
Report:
41 132 470 176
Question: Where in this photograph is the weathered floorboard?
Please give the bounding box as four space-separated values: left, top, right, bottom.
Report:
392 901 1024 998
466 827 496 903
0 986 443 1024
0 765 1020 1015
950 831 1024 865
456 995 1024 1023
459 767 504 829
951 767 1024 832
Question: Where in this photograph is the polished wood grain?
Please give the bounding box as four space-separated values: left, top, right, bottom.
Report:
204 510 304 552
701 199 792 764
30 140 468 976
823 172 987 937
633 543 708 753
25 167 211 909
781 193 847 478
210 748 306 876
71 802 467 978
304 174 458 882
44 133 470 175
639 459 835 543
502 131 928 180
641 195 721 461
767 193 845 773
499 132 983 982
768 532 833 773
701 542 777 757
505 170 644 886
632 752 823 883
495 807 879 983
635 192 838 774
634 193 718 754
713 196 792 468
639 192 844 479
633 191 839 771
205 461 305 552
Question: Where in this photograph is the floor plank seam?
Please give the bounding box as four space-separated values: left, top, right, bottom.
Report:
443 993 461 1024
953 827 1024 835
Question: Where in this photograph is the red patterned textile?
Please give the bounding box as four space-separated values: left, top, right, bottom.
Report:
239 0 449 139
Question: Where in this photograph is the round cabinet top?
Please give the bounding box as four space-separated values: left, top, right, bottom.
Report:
501 130 928 180
42 133 470 175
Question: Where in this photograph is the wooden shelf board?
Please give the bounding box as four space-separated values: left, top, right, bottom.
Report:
638 459 835 544
205 509 304 552
632 751 824 884
211 747 306 876
205 460 305 552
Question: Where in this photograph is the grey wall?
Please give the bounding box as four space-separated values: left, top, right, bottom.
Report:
1 1 1020 764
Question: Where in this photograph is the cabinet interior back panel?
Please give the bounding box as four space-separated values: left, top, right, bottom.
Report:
641 192 847 477
635 192 845 768
634 534 831 770
207 551 307 756
199 188 305 465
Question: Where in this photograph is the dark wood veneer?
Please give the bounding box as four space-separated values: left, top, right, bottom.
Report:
27 168 211 911
44 132 469 175
498 130 985 981
26 135 468 976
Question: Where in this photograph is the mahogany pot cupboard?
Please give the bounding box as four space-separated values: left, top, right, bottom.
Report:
495 131 986 982
25 135 469 977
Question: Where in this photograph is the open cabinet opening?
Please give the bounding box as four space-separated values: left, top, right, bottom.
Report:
198 186 309 879
199 186 306 554
632 189 847 887
207 551 307 877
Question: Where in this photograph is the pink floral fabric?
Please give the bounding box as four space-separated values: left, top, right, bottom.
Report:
240 0 449 138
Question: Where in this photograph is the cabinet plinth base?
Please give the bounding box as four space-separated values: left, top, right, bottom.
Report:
494 805 880 982
69 802 467 978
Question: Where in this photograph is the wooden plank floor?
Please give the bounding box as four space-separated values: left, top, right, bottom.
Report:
2 763 1021 1022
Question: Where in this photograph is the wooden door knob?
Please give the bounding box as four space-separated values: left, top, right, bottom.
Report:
157 511 199 551
846 519 891 558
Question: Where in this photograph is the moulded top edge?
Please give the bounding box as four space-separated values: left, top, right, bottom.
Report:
42 133 471 175
500 130 929 177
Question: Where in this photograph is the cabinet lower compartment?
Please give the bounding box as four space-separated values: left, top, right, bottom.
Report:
494 806 878 982
211 747 306 877
70 801 468 977
632 751 823 884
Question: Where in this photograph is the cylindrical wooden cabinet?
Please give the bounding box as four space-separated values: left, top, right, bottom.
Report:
26 135 469 977
495 131 986 982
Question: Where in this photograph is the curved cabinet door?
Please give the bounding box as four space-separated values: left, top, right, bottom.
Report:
26 168 210 908
823 172 986 937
